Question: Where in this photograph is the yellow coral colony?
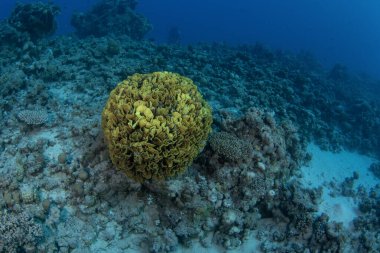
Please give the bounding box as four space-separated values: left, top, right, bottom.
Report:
102 71 212 182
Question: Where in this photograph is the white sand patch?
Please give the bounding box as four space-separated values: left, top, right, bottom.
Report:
27 128 58 142
49 86 74 102
44 142 64 162
25 129 65 161
300 143 379 228
318 193 358 229
301 143 378 190
48 188 69 203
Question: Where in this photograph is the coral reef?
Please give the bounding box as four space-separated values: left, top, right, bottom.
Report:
71 0 151 40
0 210 43 253
209 131 252 162
208 108 307 179
0 20 25 47
102 72 212 181
0 5 379 251
0 2 60 45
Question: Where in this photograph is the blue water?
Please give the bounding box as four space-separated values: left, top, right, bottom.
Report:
1 0 379 79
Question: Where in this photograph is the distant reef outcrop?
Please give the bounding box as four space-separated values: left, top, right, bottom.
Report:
0 2 60 45
0 0 150 47
71 0 151 40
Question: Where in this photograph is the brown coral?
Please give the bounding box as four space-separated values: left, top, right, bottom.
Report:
209 131 252 162
102 71 212 182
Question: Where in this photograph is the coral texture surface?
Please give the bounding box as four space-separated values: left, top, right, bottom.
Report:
102 71 212 182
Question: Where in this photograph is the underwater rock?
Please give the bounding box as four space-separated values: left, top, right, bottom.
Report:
0 2 60 44
0 20 26 47
205 107 308 192
328 63 349 81
71 0 151 40
167 26 181 45
369 162 380 179
154 228 179 252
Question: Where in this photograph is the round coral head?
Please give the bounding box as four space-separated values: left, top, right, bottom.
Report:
102 71 212 182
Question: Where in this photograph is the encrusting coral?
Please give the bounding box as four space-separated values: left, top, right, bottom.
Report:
17 109 48 125
102 71 212 182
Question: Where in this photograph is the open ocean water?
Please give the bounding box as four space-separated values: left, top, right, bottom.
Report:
0 1 379 252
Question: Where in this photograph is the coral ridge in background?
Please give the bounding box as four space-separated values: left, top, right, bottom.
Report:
71 0 151 39
0 2 60 45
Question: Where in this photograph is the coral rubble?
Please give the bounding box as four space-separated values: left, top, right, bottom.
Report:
0 210 43 253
